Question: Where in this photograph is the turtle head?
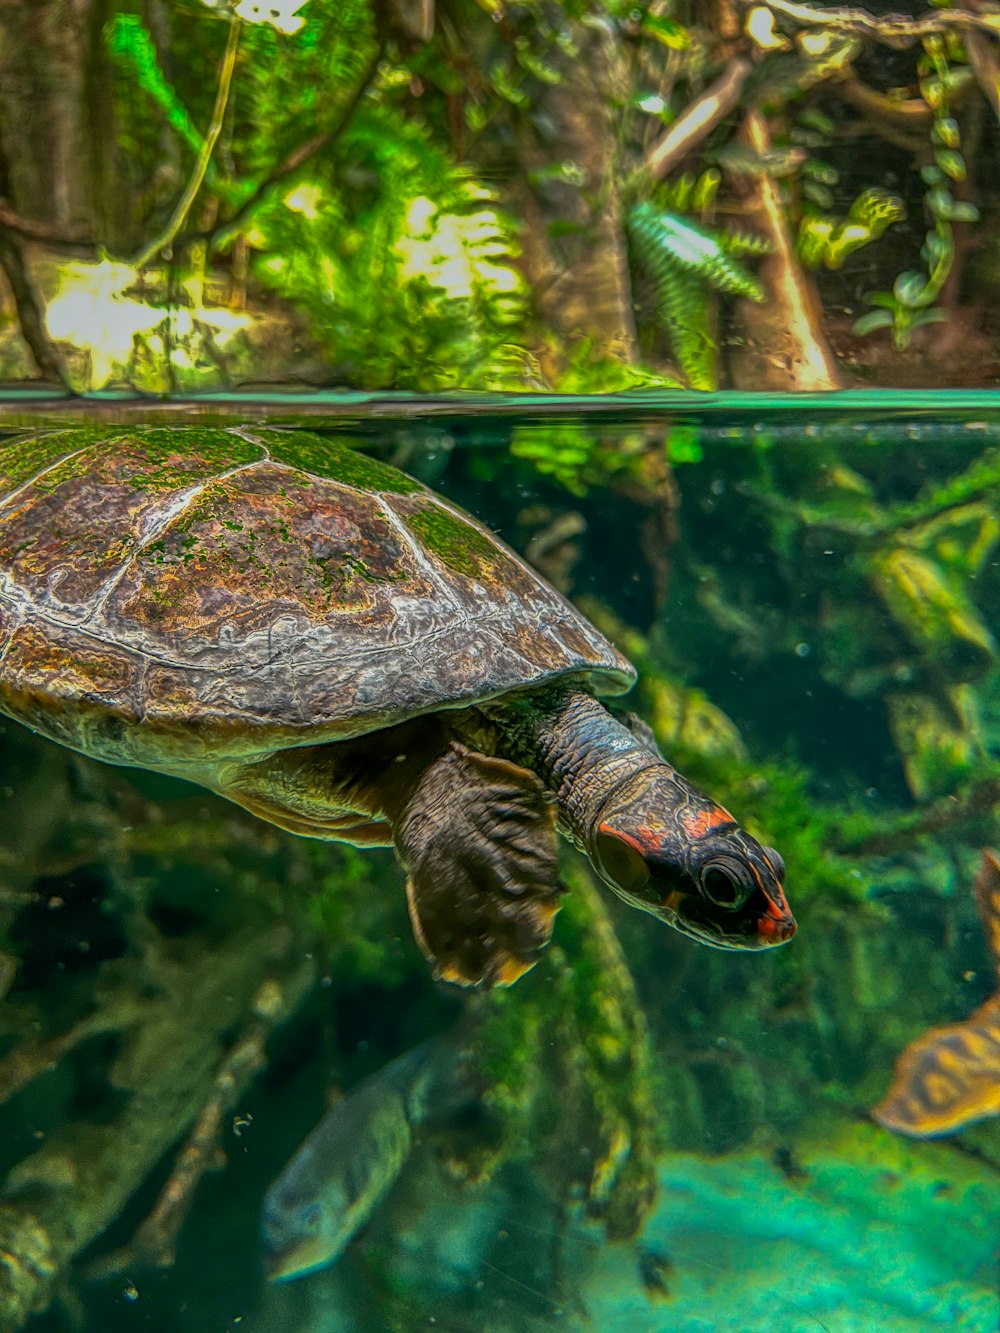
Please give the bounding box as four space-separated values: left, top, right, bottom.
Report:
588 768 795 950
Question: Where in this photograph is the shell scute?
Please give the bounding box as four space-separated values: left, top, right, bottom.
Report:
0 620 139 753
0 430 265 623
0 428 634 763
251 428 422 496
102 463 430 651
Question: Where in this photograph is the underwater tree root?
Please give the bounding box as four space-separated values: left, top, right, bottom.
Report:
0 986 147 1107
98 976 292 1273
0 922 315 1328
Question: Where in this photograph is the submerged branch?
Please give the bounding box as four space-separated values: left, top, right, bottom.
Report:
0 990 145 1108
837 776 1000 854
739 446 1000 539
0 922 314 1328
92 979 288 1273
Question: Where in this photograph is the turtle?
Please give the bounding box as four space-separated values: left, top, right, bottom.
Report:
0 425 794 986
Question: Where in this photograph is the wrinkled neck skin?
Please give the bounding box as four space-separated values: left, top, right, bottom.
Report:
484 687 665 845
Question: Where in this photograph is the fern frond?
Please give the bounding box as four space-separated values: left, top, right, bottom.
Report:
655 267 717 391
253 104 526 390
721 230 772 259
627 203 767 301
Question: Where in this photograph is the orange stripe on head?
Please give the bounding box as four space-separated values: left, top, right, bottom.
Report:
598 823 655 855
681 805 736 840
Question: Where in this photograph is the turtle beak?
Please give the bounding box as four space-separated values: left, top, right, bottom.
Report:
672 882 795 950
754 891 796 944
753 846 795 944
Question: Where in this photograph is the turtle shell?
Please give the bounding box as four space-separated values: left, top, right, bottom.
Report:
0 426 633 774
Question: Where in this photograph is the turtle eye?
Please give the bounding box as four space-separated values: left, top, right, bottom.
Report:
700 860 751 908
594 829 650 896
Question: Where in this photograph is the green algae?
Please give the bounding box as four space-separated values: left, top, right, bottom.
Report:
403 502 498 579
0 429 105 496
0 427 428 508
462 865 658 1238
253 429 422 495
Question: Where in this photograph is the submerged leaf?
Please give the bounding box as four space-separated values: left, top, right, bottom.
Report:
873 996 1000 1137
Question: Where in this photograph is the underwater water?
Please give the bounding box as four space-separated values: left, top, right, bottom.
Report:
0 400 996 1333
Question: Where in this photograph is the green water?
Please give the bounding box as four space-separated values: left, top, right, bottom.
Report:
0 402 996 1332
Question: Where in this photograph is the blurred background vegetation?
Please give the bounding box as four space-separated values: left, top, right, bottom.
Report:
0 0 999 394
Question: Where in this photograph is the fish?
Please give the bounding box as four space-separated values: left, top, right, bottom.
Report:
262 1038 451 1281
873 848 1000 1137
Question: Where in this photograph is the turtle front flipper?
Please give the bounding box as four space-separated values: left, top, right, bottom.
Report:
393 742 562 987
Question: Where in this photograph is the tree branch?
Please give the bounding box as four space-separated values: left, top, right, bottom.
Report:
133 17 242 268
730 109 845 390
835 73 933 127
741 0 1000 48
963 24 1000 122
837 777 1000 854
642 59 752 181
193 43 385 254
0 231 71 387
0 202 95 253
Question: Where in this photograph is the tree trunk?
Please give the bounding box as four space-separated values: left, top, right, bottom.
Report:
512 19 637 367
0 0 122 245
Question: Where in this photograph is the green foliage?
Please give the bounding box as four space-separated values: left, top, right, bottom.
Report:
507 341 682 494
631 10 690 50
305 843 419 987
508 419 646 496
854 35 978 349
626 201 768 390
798 188 905 271
253 109 528 390
235 0 376 178
106 15 216 171
546 338 683 395
105 1 377 219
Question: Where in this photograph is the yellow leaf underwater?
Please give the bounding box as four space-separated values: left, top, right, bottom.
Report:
873 996 1000 1137
874 849 1000 1137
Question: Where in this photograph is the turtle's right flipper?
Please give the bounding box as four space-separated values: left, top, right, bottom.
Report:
394 742 563 987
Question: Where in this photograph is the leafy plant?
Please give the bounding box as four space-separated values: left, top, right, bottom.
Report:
798 188 905 271
626 201 769 390
508 341 683 494
853 34 978 349
253 109 528 389
106 15 224 183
